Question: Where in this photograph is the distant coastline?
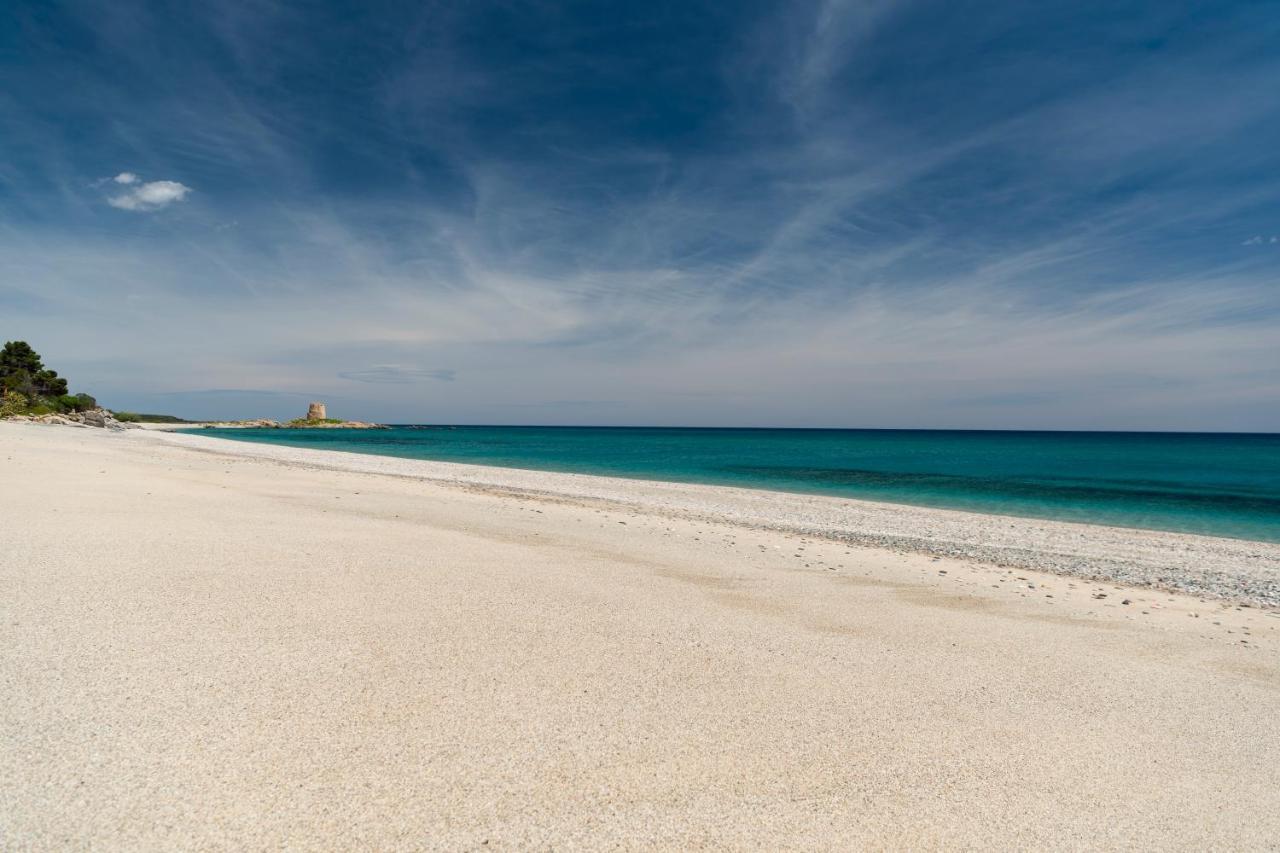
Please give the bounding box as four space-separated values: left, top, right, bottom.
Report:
189 418 388 430
125 401 388 431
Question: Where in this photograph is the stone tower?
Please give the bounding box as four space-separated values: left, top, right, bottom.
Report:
306 402 327 421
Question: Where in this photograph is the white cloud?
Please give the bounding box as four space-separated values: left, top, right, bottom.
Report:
113 172 139 185
108 178 192 212
1242 235 1277 246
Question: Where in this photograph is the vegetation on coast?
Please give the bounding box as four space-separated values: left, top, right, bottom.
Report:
113 412 191 424
1 341 192 425
1 342 374 428
0 341 96 417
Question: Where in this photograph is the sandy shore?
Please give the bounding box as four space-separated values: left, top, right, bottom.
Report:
153 426 1280 608
2 422 1278 849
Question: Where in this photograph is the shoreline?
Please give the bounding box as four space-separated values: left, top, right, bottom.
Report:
3 420 1278 848
144 425 1280 608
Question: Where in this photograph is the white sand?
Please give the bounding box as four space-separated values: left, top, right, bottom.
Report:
149 425 1280 608
2 422 1278 850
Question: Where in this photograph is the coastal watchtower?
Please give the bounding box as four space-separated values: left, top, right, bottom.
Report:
306 402 327 421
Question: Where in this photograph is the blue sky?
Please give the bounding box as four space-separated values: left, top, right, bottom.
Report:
2 0 1277 429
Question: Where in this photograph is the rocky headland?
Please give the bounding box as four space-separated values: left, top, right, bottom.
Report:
195 418 388 430
191 402 387 429
1 412 388 430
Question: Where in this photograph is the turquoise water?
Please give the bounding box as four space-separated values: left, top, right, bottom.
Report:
190 426 1280 542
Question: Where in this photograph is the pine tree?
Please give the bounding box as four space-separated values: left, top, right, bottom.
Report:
0 341 42 378
1 341 73 403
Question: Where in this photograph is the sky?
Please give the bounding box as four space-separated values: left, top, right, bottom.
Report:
1 0 1278 430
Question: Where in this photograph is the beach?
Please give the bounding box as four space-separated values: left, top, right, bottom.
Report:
3 421 1279 848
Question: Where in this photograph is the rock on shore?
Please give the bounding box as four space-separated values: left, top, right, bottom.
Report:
4 408 138 431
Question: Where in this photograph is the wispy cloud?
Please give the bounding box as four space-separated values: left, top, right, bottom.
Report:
338 366 456 383
1 0 1277 429
489 399 622 409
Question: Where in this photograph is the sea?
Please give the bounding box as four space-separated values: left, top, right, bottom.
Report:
188 426 1280 543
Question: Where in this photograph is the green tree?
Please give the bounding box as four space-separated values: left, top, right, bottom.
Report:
1 368 36 398
36 369 68 398
0 341 42 377
1 341 71 403
57 393 97 412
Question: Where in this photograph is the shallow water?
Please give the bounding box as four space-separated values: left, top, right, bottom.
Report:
191 426 1280 542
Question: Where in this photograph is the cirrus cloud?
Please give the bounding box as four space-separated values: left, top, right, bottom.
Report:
338 365 457 384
